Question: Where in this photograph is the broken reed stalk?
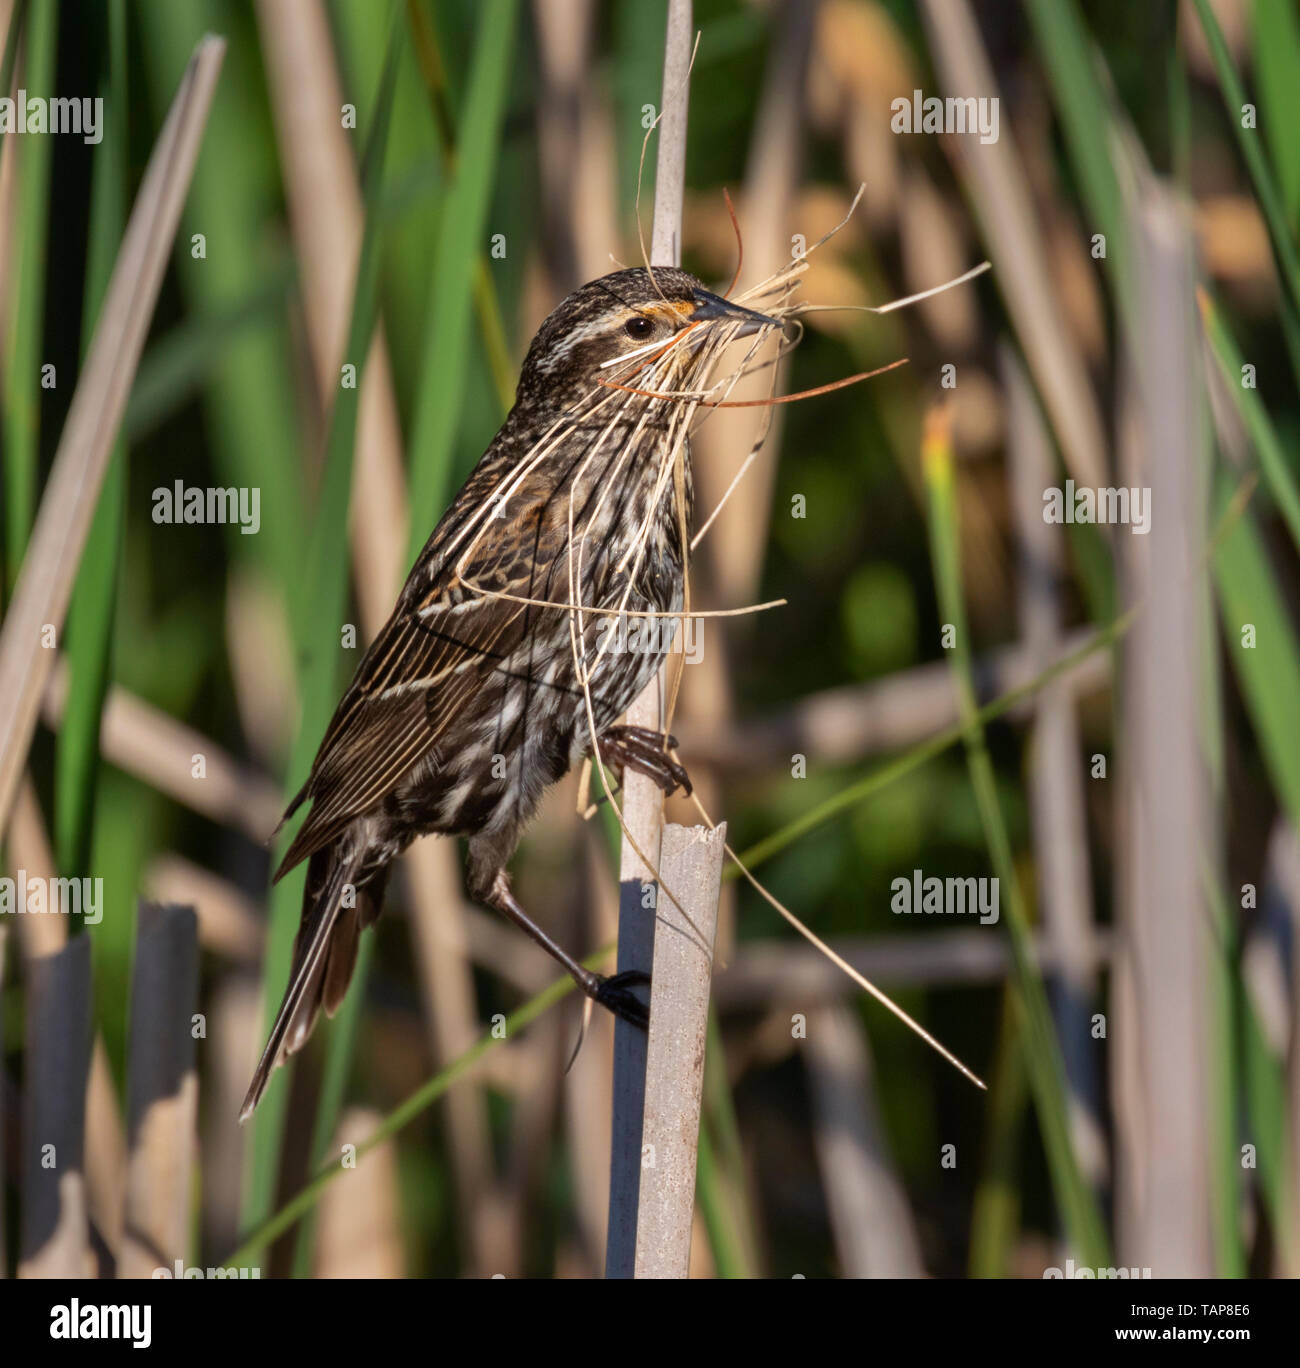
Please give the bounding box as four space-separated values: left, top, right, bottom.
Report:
607 0 722 1280
120 902 199 1279
20 935 94 1276
627 822 726 1277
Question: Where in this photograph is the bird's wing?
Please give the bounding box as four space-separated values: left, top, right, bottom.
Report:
273 395 653 878
272 454 599 877
274 573 534 876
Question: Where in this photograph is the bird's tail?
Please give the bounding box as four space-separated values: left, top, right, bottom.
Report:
239 842 385 1122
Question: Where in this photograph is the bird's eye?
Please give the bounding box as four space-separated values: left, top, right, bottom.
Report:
624 315 655 340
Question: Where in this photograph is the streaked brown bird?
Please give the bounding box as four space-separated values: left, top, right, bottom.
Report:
241 266 777 1121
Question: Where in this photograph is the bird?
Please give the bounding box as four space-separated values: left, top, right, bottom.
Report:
240 265 778 1122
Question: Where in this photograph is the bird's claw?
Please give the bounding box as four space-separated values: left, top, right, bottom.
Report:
599 725 693 797
590 969 650 1030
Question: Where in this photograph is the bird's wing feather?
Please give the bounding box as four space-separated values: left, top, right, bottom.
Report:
275 583 532 875
273 469 589 876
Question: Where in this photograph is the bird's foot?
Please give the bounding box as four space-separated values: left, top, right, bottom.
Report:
598 725 693 797
586 968 650 1030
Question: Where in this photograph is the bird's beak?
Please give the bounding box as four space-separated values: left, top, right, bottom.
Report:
690 289 780 337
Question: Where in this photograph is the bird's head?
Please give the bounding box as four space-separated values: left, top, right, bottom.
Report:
515 266 780 414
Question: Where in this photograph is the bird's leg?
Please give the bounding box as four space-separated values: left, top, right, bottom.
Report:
597 724 693 796
482 870 649 1029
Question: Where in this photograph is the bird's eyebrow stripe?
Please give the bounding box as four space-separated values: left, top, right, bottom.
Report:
591 280 694 321
592 279 641 311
